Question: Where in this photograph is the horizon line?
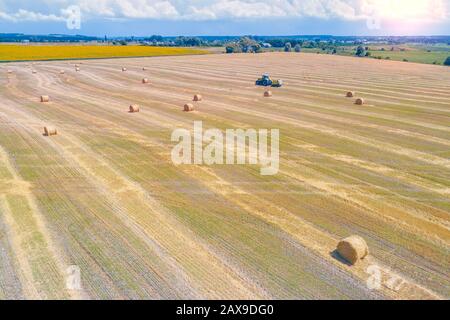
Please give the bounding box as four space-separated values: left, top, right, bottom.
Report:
1 33 450 38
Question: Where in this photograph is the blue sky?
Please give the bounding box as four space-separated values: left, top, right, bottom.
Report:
0 0 449 36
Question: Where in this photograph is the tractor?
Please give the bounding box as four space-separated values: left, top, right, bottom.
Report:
255 73 283 87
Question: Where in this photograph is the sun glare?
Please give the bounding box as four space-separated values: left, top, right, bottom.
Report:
375 0 445 21
367 0 448 34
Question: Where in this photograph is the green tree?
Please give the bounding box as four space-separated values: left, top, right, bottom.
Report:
294 44 301 52
238 37 260 53
355 45 366 57
267 39 285 47
284 42 292 52
444 56 450 66
175 36 203 47
238 37 255 48
225 43 241 54
253 43 262 53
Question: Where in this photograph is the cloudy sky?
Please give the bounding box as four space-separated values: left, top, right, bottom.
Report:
0 0 449 36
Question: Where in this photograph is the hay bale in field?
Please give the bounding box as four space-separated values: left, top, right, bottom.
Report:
184 103 194 112
142 67 147 71
129 104 140 113
142 78 149 84
355 98 365 105
43 126 57 136
337 235 369 265
40 95 50 103
75 67 80 72
122 67 127 72
7 70 13 74
60 70 65 74
346 91 355 97
264 90 273 97
193 94 202 102
32 70 37 74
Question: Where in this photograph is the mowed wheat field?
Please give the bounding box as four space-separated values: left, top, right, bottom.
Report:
0 52 449 300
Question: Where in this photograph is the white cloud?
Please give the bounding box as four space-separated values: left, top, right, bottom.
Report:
0 0 448 22
118 1 178 18
186 0 289 19
78 0 179 18
0 9 65 22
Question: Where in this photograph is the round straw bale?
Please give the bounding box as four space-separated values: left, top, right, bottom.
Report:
7 70 13 74
355 98 365 105
122 67 127 72
193 94 202 102
40 95 50 103
60 70 65 74
32 70 37 74
337 235 369 265
129 104 140 113
346 91 355 97
184 103 194 112
264 90 273 97
75 67 80 72
142 78 149 84
44 126 57 136
142 67 147 71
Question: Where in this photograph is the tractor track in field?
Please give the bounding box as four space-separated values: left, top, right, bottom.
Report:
0 141 80 299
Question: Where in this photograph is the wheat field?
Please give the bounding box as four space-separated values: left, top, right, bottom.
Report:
0 52 449 299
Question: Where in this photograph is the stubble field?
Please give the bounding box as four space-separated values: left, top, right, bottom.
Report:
0 52 449 299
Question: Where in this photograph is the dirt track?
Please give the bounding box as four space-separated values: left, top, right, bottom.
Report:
0 52 449 299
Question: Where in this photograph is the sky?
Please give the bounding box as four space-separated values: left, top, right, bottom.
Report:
0 0 449 36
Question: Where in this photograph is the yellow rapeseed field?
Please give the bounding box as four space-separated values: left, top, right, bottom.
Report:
0 45 209 61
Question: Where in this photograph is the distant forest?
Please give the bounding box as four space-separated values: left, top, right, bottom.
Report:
1 33 449 47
